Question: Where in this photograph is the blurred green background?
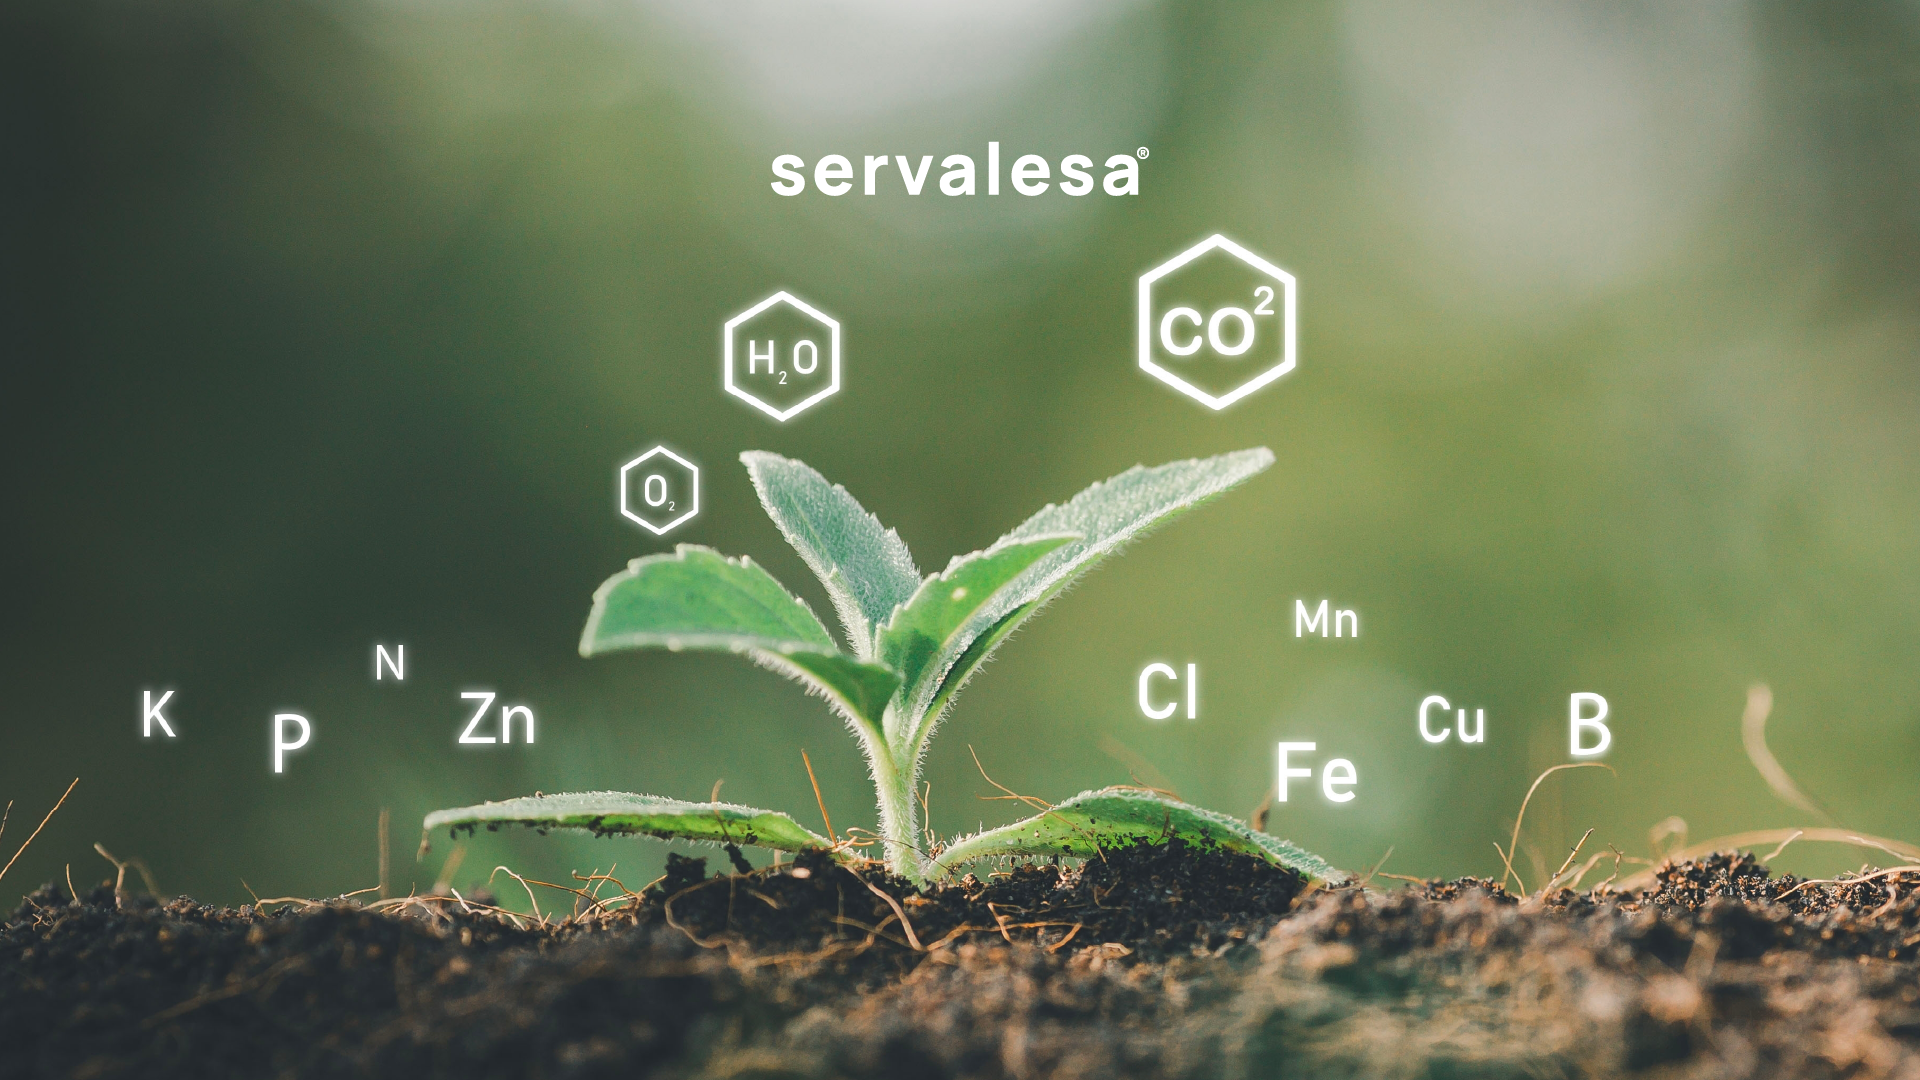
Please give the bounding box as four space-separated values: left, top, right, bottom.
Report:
5 0 1918 909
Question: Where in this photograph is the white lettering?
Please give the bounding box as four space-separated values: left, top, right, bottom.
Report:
1207 306 1255 356
813 154 852 196
1011 154 1049 196
749 340 775 375
1321 758 1357 803
375 643 405 681
1294 600 1357 638
273 713 310 773
775 151 1139 196
1138 663 1178 721
1570 693 1610 757
459 691 497 744
770 154 805 196
1276 741 1316 802
1421 695 1486 744
792 339 819 375
1418 695 1451 744
1159 307 1203 356
501 704 535 744
142 689 177 738
939 154 975 196
1059 154 1094 196
1295 598 1329 638
895 155 933 195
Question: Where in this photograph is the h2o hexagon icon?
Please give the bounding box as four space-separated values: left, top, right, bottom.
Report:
619 446 699 535
1137 235 1297 410
724 291 840 421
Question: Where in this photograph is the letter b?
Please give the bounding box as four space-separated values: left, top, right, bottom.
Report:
1569 693 1610 757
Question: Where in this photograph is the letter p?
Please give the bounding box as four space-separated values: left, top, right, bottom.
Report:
274 713 311 774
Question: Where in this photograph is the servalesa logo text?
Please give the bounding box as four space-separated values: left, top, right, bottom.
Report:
772 142 1142 197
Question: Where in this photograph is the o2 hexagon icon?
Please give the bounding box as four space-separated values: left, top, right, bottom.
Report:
619 446 699 535
724 291 840 421
1137 235 1297 410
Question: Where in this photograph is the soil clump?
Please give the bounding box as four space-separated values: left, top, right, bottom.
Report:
4 848 1917 1078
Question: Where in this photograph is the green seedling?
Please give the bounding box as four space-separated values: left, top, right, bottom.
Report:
426 448 1337 887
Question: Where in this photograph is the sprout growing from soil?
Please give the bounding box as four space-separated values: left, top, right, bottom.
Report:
426 448 1337 887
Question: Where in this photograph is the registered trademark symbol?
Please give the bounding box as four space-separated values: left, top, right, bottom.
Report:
1137 147 1150 159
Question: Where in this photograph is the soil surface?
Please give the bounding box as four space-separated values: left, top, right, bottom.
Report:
5 845 1919 1078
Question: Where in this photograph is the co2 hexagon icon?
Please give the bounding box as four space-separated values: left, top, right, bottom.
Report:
1138 234 1297 410
724 291 840 421
619 446 699 535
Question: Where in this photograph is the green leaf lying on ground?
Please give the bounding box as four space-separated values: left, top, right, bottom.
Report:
934 787 1342 882
423 792 834 854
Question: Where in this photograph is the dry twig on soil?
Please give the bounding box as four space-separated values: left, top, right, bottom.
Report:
801 749 839 844
0 778 79 885
1540 828 1597 894
1741 684 1833 823
1498 764 1612 895
1775 865 1920 901
1616 829 1920 892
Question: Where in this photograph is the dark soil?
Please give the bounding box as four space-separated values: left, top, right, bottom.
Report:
5 847 1918 1079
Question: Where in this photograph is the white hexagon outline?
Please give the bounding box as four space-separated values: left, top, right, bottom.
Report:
618 446 700 535
1137 234 1297 411
723 290 842 422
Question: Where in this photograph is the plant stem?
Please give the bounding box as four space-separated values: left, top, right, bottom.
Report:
867 744 924 886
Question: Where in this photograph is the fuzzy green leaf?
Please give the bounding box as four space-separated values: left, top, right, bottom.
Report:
762 650 902 733
874 534 1078 744
901 449 1275 724
581 544 835 652
922 600 1037 723
934 786 1341 882
580 545 901 737
423 791 833 853
742 452 922 657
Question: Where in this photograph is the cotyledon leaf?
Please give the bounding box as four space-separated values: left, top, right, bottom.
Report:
581 544 836 652
759 650 901 735
873 533 1078 745
933 786 1341 882
900 449 1275 724
423 792 835 854
742 452 922 658
579 545 901 738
